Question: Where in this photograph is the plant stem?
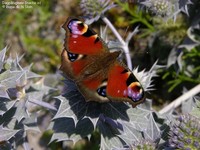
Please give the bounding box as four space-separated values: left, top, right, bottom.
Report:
29 99 57 111
102 16 133 70
159 84 200 115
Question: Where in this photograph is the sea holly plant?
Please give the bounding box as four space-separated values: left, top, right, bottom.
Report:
140 0 193 21
49 0 199 149
48 61 162 149
167 98 200 150
0 47 57 149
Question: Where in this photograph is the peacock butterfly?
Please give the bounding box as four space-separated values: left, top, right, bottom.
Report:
60 17 145 107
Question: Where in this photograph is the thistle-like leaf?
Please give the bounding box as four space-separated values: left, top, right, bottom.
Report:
133 60 164 92
167 47 178 68
0 99 16 116
178 0 193 16
53 94 89 124
97 118 125 149
23 65 42 79
52 85 162 148
80 0 116 24
0 109 17 129
54 57 161 148
181 88 196 113
190 97 200 118
14 98 29 122
0 70 27 89
187 22 200 44
29 78 54 94
118 121 143 145
0 126 20 142
0 47 7 71
143 112 161 141
0 84 10 99
23 113 40 132
48 117 76 143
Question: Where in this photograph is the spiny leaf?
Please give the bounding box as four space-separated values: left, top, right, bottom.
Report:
179 37 199 50
49 117 94 144
29 78 54 94
143 113 161 141
0 110 17 129
16 71 27 87
101 103 130 121
179 0 193 15
23 65 42 79
0 84 10 99
57 75 160 148
49 117 76 143
181 88 196 113
4 54 23 71
118 121 143 145
0 141 12 150
167 47 178 68
190 97 200 118
23 113 40 132
117 106 160 146
0 70 27 89
0 99 16 116
53 95 87 123
75 118 94 138
133 60 163 91
0 47 7 63
14 98 29 122
118 111 160 147
0 126 20 142
97 119 124 149
0 47 7 71
126 107 151 130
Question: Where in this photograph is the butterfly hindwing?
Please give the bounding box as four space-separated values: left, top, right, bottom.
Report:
106 62 145 107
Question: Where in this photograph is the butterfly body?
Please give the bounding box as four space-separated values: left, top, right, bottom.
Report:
61 18 145 107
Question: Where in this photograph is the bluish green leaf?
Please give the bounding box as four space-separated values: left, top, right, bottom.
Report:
0 126 20 141
0 84 9 99
118 121 143 145
14 98 29 122
191 97 200 118
143 113 161 141
0 99 16 116
0 70 26 89
30 78 54 93
75 118 94 137
97 118 124 149
23 113 40 132
0 47 7 71
23 65 42 79
181 88 196 113
49 117 76 143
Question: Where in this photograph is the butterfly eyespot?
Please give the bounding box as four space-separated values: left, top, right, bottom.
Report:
97 86 107 97
67 51 79 62
68 20 87 35
123 82 144 102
